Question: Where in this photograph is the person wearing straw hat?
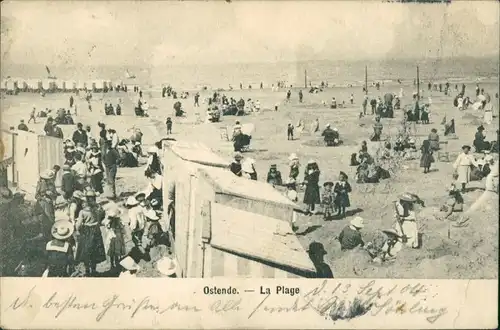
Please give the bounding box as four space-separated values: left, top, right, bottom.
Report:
307 242 334 278
241 158 257 180
118 256 141 278
103 207 126 269
125 196 146 246
321 124 336 146
156 256 178 278
144 209 168 248
303 160 321 215
32 189 57 240
75 190 106 276
453 145 478 192
338 216 365 251
372 229 404 263
145 146 162 176
473 125 491 153
230 152 243 177
44 221 75 277
393 193 420 248
439 183 464 220
35 170 57 201
288 153 300 191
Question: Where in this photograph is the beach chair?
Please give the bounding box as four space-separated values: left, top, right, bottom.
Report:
437 141 450 162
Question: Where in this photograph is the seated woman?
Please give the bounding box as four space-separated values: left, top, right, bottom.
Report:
439 183 464 220
403 139 419 160
473 125 491 153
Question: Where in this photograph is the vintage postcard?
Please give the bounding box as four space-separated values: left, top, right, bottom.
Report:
0 0 498 329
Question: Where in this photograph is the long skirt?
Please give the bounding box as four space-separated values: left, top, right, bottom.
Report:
419 153 434 168
394 220 418 248
456 165 471 184
76 225 106 265
303 184 321 205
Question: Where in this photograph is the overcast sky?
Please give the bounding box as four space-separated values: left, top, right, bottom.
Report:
1 1 498 66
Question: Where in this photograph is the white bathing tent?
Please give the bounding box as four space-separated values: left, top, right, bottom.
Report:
26 79 42 91
6 79 16 91
14 78 27 91
41 79 55 91
0 79 7 90
64 80 76 91
54 79 65 90
76 81 86 90
94 79 104 90
87 80 96 91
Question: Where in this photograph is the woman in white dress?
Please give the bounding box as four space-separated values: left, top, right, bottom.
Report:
483 102 493 125
453 145 478 192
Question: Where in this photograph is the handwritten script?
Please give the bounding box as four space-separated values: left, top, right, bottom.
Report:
4 281 449 326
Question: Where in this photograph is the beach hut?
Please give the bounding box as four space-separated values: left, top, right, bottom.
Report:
5 80 16 94
0 79 8 91
161 141 311 278
87 80 96 91
76 81 85 90
41 79 55 92
64 80 76 92
14 78 27 92
94 79 104 92
26 79 42 92
54 79 65 91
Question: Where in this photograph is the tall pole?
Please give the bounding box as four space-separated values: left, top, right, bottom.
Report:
365 65 368 95
304 69 307 88
417 65 420 99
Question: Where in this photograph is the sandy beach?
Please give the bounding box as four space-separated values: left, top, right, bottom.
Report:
1 77 498 279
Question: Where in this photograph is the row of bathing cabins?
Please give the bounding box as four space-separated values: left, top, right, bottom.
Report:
1 78 125 94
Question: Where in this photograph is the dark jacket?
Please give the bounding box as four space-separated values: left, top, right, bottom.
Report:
104 148 120 168
72 130 88 147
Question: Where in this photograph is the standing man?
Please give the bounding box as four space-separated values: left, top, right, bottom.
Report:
298 90 303 103
104 140 120 200
194 92 200 107
69 95 74 108
44 117 54 136
362 95 368 115
72 123 88 148
28 107 37 123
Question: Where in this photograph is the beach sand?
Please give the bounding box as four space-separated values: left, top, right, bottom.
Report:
1 80 498 278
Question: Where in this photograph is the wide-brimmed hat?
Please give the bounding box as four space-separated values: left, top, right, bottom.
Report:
307 242 327 255
144 209 159 221
350 216 365 228
462 145 471 150
147 146 158 154
408 138 416 144
307 159 316 165
106 207 121 218
332 128 338 132
398 192 417 202
62 164 71 171
288 153 299 161
156 256 178 276
325 123 331 128
119 256 141 271
85 190 96 197
478 125 485 131
484 155 494 163
72 191 84 200
134 141 141 146
125 196 139 206
323 181 334 187
234 152 243 160
483 150 491 154
51 221 74 240
270 164 277 169
234 124 242 130
135 192 146 200
339 171 348 179
40 170 54 180
382 228 402 239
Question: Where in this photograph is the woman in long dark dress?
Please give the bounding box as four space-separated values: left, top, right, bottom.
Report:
44 221 75 277
303 160 321 215
420 140 434 173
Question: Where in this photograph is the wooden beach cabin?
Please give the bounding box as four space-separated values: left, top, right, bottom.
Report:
94 79 104 92
161 141 314 278
26 79 43 92
64 80 76 92
54 79 66 92
41 79 55 92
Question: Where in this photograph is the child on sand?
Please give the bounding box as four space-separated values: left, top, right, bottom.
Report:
321 181 335 220
103 207 126 269
334 172 352 218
